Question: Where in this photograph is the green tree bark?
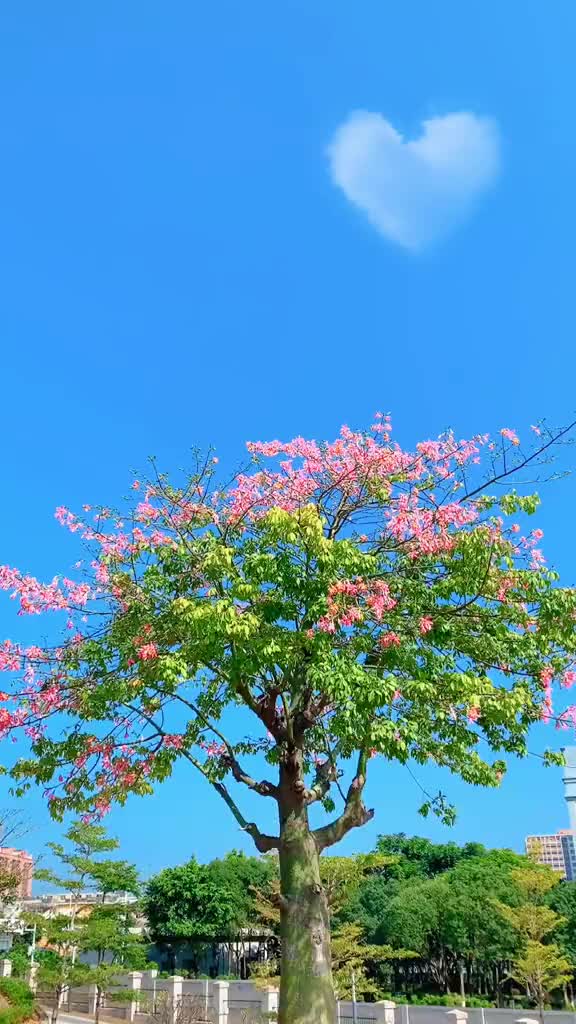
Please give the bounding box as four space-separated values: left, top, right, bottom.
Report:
278 809 335 1024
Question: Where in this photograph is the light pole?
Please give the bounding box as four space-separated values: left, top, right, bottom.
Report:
351 969 358 1024
28 923 36 965
69 894 77 965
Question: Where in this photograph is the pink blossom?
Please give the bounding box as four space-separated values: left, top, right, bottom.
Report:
418 616 433 635
137 643 159 661
135 502 161 522
379 632 401 649
500 428 520 446
164 735 184 749
317 617 336 634
204 741 227 757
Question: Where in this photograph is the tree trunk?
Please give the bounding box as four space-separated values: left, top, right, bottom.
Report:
459 963 466 1007
277 780 335 1024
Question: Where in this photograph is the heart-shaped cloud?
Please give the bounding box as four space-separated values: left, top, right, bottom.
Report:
328 111 500 250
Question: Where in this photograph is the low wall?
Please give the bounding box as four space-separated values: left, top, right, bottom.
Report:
29 963 576 1024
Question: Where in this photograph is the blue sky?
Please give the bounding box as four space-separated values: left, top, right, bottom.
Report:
1 0 576 881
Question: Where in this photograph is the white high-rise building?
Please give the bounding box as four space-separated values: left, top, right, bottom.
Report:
525 747 576 880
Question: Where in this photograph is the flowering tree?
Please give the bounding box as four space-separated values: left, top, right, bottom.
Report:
1 416 576 1024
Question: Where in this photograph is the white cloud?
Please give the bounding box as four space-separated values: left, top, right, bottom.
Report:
327 111 500 250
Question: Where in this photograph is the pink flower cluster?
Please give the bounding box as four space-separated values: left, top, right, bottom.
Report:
232 424 488 538
318 578 397 633
137 643 159 662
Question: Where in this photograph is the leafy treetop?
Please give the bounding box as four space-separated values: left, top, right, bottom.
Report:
0 417 575 847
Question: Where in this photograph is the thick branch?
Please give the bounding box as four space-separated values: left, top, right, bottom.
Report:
212 782 280 853
304 759 338 805
164 691 279 798
313 748 374 850
120 709 281 855
184 752 280 853
220 753 279 799
234 680 287 742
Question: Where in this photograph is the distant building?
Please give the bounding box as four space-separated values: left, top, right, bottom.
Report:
525 831 576 879
23 890 137 918
525 746 576 879
0 848 33 898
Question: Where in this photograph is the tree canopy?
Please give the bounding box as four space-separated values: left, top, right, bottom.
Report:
1 417 576 1023
144 857 241 942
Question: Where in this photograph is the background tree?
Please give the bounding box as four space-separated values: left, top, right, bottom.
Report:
37 960 92 1024
330 923 412 1002
547 881 576 1002
497 865 570 1020
1 419 576 1024
144 857 240 972
374 849 534 1002
511 943 571 1024
374 834 487 880
206 850 277 932
36 820 140 901
33 821 141 972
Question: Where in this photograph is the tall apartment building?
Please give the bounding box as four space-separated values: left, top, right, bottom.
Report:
0 848 33 898
524 746 576 880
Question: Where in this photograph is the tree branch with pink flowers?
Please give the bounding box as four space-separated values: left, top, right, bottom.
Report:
1 415 576 1024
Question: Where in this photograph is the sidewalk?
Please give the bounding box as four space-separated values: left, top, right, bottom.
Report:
40 1011 128 1024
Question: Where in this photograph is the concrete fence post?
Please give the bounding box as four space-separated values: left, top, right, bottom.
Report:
25 963 37 992
140 969 158 1013
446 1011 468 1024
87 983 99 1017
212 981 229 1024
0 960 12 979
125 971 143 1021
373 999 396 1023
259 986 279 1015
165 976 183 1024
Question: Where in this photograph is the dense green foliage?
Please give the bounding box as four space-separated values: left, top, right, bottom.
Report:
0 977 35 1024
341 837 576 1007
148 833 576 1009
144 856 244 941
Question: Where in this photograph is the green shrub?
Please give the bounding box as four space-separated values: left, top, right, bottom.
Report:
0 1007 28 1024
0 977 35 1023
391 993 494 1007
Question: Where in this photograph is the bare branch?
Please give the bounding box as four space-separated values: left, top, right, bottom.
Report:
461 419 576 504
220 753 279 799
182 752 280 853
